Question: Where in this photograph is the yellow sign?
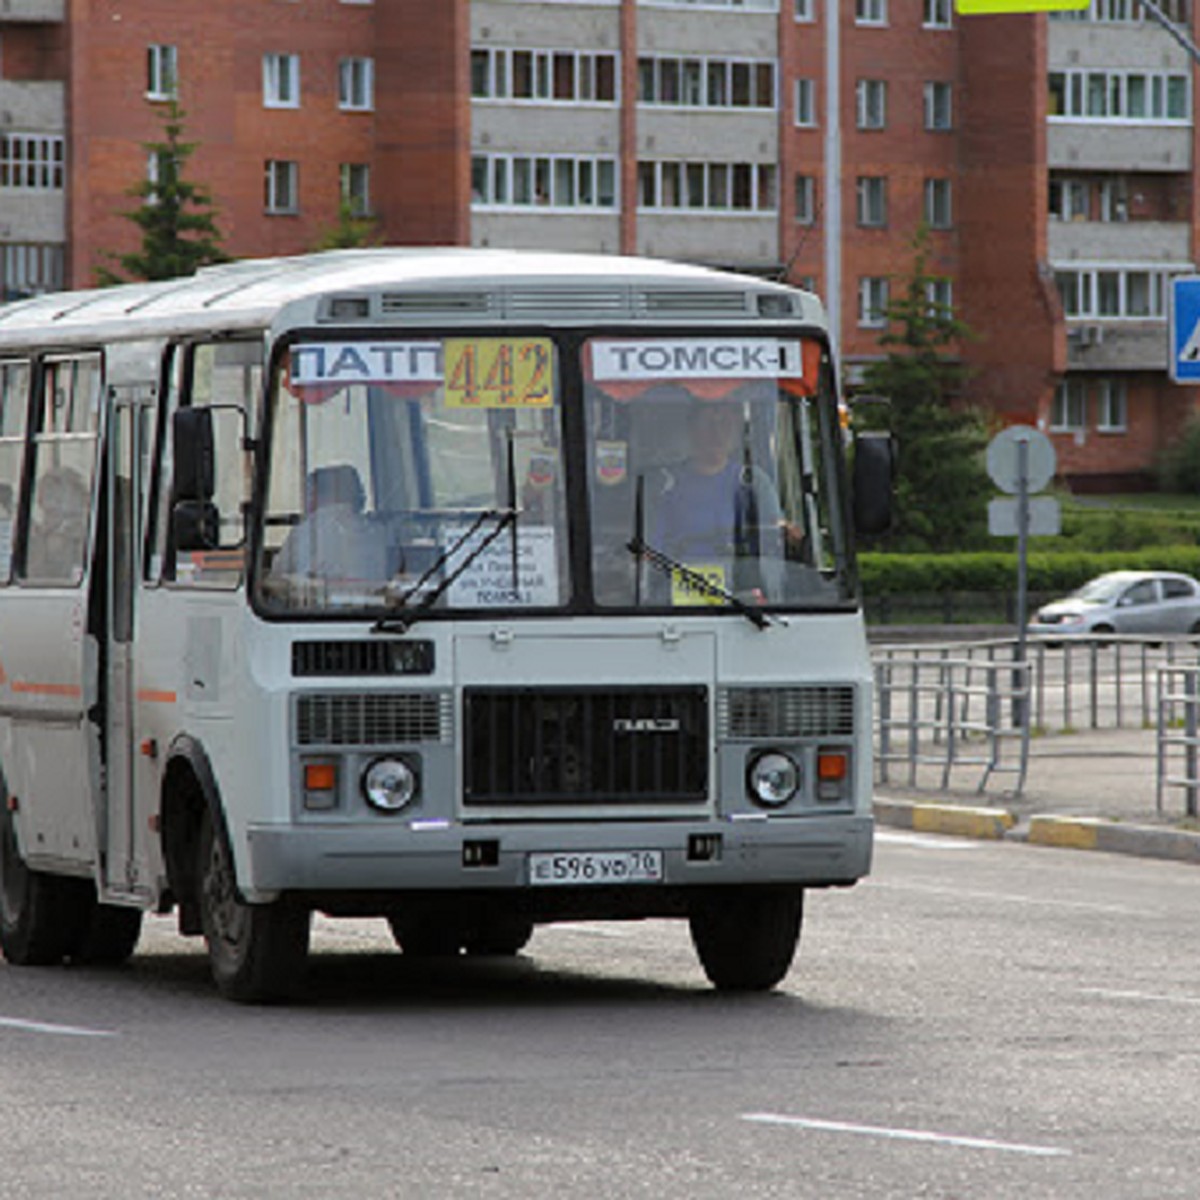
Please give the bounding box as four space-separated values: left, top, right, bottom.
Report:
956 1 1087 10
671 564 728 607
444 337 554 409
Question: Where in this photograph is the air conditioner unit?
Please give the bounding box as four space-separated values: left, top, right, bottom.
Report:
1078 325 1104 347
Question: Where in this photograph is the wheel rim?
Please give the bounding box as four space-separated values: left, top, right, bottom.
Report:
201 829 248 957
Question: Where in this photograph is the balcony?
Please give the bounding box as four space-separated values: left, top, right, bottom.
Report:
0 0 65 21
0 81 65 132
1065 321 1165 371
1049 124 1191 174
1049 219 1190 266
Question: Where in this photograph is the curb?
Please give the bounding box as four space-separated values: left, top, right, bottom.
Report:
874 798 1200 864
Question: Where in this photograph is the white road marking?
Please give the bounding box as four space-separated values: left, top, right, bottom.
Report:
869 878 1154 917
1081 987 1200 1007
874 831 982 850
742 1113 1071 1158
0 1015 117 1038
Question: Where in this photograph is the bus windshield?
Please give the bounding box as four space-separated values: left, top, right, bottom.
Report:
256 331 851 616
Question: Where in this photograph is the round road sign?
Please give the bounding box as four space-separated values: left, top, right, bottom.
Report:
986 425 1056 495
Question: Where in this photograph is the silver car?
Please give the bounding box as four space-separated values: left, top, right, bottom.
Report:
1028 570 1200 637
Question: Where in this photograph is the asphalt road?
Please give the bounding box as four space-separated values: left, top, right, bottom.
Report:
2 835 1198 1199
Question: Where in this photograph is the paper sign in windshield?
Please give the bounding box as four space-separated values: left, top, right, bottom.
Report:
446 524 558 608
445 338 554 409
290 343 443 386
591 339 805 382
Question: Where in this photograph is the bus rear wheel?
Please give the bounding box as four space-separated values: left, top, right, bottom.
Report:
0 802 88 966
197 810 310 1003
688 887 803 992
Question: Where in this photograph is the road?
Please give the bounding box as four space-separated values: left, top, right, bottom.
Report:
1 835 1198 1199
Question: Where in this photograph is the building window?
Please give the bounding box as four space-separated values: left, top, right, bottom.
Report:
856 0 887 24
637 160 776 212
1050 0 1187 22
1051 380 1087 432
858 277 889 327
265 160 298 213
1 243 63 300
924 82 953 131
1049 68 1190 122
1098 178 1130 222
473 48 618 104
924 178 952 228
638 55 774 110
1054 267 1169 318
340 163 370 216
794 78 817 127
1096 379 1127 432
856 80 887 130
923 0 952 26
925 278 953 315
795 0 815 19
338 58 374 111
0 135 65 190
146 44 178 100
794 173 816 224
639 0 778 9
856 176 887 227
263 53 300 109
1049 176 1091 220
472 154 618 209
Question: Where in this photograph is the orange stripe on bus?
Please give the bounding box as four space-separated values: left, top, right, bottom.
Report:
136 689 178 705
11 681 83 698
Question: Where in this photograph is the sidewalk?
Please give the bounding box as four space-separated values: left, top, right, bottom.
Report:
873 725 1200 864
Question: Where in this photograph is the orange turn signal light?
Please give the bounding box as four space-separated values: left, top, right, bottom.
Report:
305 762 337 792
817 751 848 782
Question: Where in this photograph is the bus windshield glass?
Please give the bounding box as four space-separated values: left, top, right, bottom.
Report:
584 335 850 612
258 335 569 614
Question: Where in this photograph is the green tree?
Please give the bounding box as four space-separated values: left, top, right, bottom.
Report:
311 198 382 251
858 227 992 552
98 101 229 285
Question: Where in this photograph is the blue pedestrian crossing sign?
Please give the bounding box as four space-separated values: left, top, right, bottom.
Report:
1170 275 1200 384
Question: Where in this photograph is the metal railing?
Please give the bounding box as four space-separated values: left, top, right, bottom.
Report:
1157 666 1200 819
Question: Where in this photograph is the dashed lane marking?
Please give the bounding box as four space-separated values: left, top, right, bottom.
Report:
0 1015 118 1038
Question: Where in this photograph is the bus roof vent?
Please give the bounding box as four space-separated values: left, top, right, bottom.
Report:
641 290 752 317
504 287 631 318
379 291 494 316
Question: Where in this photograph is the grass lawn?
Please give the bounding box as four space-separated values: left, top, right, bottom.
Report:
1065 492 1200 515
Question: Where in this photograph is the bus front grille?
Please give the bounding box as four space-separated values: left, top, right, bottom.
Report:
295 692 451 746
463 686 708 806
718 686 855 740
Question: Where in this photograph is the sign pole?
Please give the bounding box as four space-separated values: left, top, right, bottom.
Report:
1014 438 1029 727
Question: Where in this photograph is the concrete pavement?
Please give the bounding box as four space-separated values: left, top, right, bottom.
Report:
873 724 1200 864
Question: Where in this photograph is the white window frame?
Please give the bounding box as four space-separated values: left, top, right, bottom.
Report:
637 160 777 214
858 277 889 327
1051 380 1087 433
1049 68 1190 123
1096 378 1127 433
1054 266 1175 319
263 53 301 109
855 0 887 25
340 163 371 216
794 78 817 127
856 176 887 227
477 47 619 105
0 135 65 191
794 0 815 19
923 0 951 27
338 57 374 112
924 177 952 228
856 79 886 130
794 173 816 225
471 153 619 210
924 82 953 131
925 278 953 316
265 159 299 213
637 55 775 111
146 44 178 101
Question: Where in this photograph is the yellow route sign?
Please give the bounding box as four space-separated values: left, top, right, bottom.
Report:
956 1 1087 10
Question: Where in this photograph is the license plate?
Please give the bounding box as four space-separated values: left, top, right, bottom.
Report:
528 849 664 887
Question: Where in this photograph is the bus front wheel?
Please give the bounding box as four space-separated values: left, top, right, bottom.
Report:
0 801 88 966
688 887 803 992
197 810 310 1003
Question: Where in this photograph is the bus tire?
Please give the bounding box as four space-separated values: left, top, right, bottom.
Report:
69 901 143 966
463 916 534 957
0 802 87 966
197 809 310 1003
688 886 803 992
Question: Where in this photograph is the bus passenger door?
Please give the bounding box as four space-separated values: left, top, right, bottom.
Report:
103 386 155 899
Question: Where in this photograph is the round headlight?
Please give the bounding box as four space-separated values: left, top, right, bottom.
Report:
362 757 417 813
747 751 801 808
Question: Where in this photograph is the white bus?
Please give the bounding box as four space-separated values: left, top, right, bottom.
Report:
0 249 892 1002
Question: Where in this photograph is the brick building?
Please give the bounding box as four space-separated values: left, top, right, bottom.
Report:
0 0 1197 488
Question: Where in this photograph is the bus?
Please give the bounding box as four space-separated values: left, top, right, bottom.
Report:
0 249 891 1002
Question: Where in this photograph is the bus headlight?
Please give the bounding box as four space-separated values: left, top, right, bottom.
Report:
362 756 419 813
747 751 801 808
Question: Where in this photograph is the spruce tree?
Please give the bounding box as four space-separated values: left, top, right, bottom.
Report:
311 199 382 251
98 101 229 284
859 227 993 552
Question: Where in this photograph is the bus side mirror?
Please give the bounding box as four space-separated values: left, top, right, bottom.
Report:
853 431 895 537
172 407 214 503
172 500 220 552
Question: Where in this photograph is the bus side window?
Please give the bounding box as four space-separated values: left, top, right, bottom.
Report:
20 355 102 587
167 340 261 589
0 359 31 582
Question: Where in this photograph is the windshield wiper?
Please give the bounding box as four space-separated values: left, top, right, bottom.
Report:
372 506 520 633
625 534 770 630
